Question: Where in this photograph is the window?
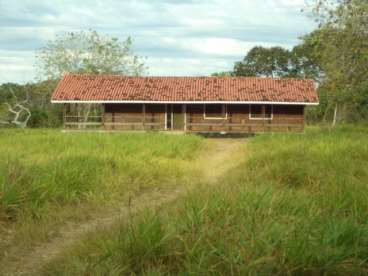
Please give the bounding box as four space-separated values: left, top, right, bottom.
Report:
204 104 227 119
249 105 273 120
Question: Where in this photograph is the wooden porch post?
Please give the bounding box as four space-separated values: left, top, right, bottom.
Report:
171 104 173 131
63 103 66 128
112 111 115 130
77 103 81 129
262 105 265 132
164 104 167 130
183 104 187 132
142 104 146 130
101 104 105 130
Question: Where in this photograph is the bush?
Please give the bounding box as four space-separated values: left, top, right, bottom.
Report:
28 108 49 128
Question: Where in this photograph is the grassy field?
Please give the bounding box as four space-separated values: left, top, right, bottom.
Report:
0 130 202 255
41 126 368 275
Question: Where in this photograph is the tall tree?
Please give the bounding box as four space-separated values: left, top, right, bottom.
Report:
306 0 368 123
234 46 291 78
289 43 322 80
36 30 146 80
233 46 321 79
34 30 147 127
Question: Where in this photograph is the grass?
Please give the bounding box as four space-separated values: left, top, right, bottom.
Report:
42 125 368 275
0 129 202 252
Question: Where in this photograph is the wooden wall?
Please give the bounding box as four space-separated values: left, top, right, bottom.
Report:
186 104 304 133
103 104 165 131
99 103 304 133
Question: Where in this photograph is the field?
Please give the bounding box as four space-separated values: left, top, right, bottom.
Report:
0 130 206 273
1 126 368 275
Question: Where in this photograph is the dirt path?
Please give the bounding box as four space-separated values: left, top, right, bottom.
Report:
197 139 247 184
1 138 247 276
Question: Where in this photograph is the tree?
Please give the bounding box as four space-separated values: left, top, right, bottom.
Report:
234 46 291 78
306 0 368 124
211 71 234 77
233 46 321 79
35 30 147 127
0 81 63 128
36 30 146 80
0 87 31 128
289 43 322 80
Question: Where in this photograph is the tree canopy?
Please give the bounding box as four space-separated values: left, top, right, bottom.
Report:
233 46 321 80
36 30 146 80
212 0 367 123
304 0 368 122
211 71 234 77
234 46 290 78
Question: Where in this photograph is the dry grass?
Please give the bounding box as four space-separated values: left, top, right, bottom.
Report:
40 125 368 275
0 129 203 271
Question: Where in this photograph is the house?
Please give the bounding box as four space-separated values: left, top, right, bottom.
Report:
51 73 319 133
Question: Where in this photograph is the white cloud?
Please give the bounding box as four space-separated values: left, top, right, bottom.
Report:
146 56 232 76
0 50 36 83
190 38 246 56
0 0 316 84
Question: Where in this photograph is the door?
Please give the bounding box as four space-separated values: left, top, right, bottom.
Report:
168 104 185 130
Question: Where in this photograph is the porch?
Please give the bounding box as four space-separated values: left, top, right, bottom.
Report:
63 103 305 133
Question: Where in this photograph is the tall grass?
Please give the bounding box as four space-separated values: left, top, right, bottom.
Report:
44 126 368 275
0 129 202 222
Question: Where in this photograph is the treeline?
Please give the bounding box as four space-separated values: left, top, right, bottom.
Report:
213 0 368 124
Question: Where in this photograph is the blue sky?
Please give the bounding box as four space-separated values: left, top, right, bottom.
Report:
0 0 316 84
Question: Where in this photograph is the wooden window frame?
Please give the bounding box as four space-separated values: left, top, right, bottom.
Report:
249 104 273 120
203 104 228 120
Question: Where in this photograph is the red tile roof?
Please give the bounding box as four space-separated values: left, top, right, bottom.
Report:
51 74 318 104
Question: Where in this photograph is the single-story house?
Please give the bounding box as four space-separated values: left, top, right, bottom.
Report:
51 73 319 133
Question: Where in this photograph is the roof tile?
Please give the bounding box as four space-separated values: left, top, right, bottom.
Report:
51 74 318 103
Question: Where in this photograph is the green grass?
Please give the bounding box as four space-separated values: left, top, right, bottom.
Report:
43 125 368 275
0 129 202 249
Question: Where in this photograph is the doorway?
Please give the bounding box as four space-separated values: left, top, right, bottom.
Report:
166 104 185 130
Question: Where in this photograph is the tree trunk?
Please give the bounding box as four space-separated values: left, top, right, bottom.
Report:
332 103 338 127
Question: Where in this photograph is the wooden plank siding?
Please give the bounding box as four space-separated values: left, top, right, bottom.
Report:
185 104 304 133
103 104 165 131
63 103 304 133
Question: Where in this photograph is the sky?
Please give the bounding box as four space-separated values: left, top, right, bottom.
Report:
0 0 316 84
